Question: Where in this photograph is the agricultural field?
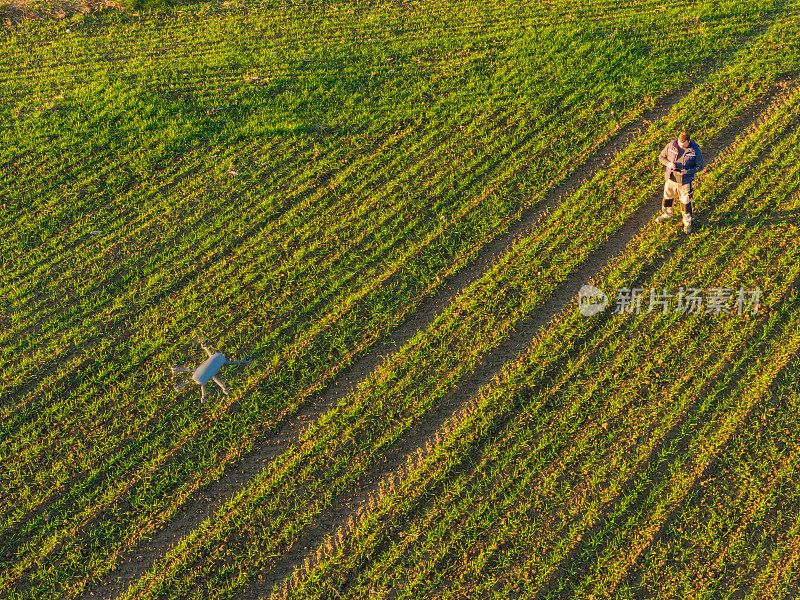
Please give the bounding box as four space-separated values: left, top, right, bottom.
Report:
1 0 800 598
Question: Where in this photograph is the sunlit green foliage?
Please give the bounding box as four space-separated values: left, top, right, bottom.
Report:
1 0 799 598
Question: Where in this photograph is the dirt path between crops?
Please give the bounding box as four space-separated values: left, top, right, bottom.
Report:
77 76 704 600
238 81 797 600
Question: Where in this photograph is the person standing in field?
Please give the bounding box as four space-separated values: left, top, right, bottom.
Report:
656 131 703 234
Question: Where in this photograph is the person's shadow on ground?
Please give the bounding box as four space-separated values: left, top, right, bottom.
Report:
705 208 800 228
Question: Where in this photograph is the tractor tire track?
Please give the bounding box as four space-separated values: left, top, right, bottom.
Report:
78 74 697 600
243 79 796 600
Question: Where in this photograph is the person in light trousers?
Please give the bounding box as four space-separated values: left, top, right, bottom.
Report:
656 131 703 234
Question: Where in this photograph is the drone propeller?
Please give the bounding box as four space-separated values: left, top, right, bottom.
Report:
174 379 193 392
188 332 216 356
191 332 209 344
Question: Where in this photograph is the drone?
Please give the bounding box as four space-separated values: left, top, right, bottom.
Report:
171 339 252 401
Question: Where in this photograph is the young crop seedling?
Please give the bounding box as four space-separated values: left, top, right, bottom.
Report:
171 339 252 401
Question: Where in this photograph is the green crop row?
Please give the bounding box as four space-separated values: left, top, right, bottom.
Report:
1 0 797 599
283 80 800 600
107 10 800 600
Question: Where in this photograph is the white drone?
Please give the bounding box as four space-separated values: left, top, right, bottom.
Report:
171 339 252 401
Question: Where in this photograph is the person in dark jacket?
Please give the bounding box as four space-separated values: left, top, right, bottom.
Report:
656 131 703 234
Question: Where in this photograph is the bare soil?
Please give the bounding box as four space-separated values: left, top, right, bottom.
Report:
1 0 121 23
